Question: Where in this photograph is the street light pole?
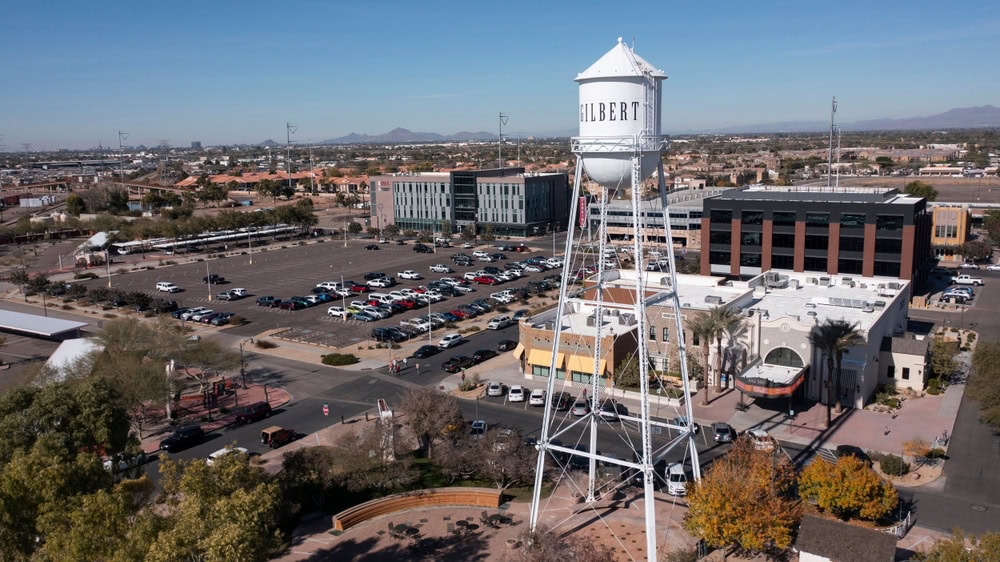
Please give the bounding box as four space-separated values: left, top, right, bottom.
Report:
206 261 213 301
248 229 253 265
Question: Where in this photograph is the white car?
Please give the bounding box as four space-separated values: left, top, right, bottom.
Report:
156 282 181 293
327 306 348 318
486 381 505 397
388 291 408 301
523 265 543 273
959 263 980 270
367 278 392 288
463 242 475 249
746 429 775 451
230 287 248 297
438 333 463 348
316 281 340 291
424 290 445 303
487 315 511 330
463 272 479 281
206 446 249 465
472 250 490 258
429 264 453 273
508 385 526 402
334 288 353 297
180 306 210 320
398 270 422 280
528 388 546 406
490 292 514 304
189 309 215 322
987 264 1000 271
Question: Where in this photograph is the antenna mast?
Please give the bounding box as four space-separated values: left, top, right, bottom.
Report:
498 112 508 170
827 96 837 187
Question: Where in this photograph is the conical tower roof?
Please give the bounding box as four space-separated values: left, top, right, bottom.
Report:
576 37 666 81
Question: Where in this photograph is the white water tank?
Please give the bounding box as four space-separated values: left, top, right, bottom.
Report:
575 38 667 190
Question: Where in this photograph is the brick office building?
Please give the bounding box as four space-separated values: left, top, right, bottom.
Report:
700 187 932 285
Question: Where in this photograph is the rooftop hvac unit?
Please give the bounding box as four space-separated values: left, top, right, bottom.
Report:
841 277 854 286
789 279 800 289
819 277 830 286
544 321 555 331
888 282 901 290
586 315 597 327
805 302 817 308
806 277 818 285
863 306 875 313
807 311 818 317
705 295 722 304
873 300 886 308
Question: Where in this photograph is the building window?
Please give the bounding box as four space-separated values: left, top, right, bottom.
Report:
876 215 904 231
803 256 828 272
532 365 550 378
742 211 763 225
838 258 864 274
740 253 762 267
874 260 901 277
772 254 794 269
649 325 656 341
710 210 733 224
773 211 796 226
805 235 827 250
839 235 865 253
902 367 910 380
772 233 796 248
841 213 866 228
806 212 830 227
887 365 895 378
710 231 732 245
765 347 804 368
709 251 731 265
692 333 700 346
662 327 669 342
741 232 762 246
875 238 902 254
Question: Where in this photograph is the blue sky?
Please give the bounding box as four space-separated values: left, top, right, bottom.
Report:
3 0 999 150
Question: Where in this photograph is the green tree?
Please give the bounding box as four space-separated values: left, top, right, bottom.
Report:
902 180 938 201
684 438 800 557
809 319 864 426
347 221 363 235
613 357 641 389
65 193 86 215
929 337 958 380
983 210 1000 246
708 305 742 394
687 311 715 406
382 223 400 238
797 456 898 521
961 239 992 262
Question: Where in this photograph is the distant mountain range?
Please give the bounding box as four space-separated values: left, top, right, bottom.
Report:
692 105 1000 135
256 106 1000 145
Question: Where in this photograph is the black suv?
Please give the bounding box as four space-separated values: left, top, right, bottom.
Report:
413 244 433 254
203 274 225 284
159 425 206 453
364 271 388 281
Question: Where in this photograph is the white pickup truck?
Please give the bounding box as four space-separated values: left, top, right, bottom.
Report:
951 274 985 286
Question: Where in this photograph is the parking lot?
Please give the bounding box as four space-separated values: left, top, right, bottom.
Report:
72 237 566 348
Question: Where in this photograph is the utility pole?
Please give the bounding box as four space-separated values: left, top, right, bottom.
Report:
826 97 837 188
286 123 297 194
118 131 129 188
498 112 508 171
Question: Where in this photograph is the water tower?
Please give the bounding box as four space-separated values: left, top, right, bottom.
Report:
527 38 700 561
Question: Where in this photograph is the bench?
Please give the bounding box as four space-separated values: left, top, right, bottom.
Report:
332 487 502 532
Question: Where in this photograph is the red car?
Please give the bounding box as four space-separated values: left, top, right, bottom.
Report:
346 282 369 293
474 275 498 285
397 299 419 310
278 300 304 310
449 309 469 319
367 298 383 307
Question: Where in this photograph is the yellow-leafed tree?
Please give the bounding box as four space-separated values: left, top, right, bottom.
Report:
798 455 898 521
684 438 800 557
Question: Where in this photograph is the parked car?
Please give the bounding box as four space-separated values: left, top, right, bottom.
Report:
470 420 488 439
959 262 980 269
528 388 546 406
207 446 249 465
665 463 688 496
508 385 526 402
365 244 380 250
497 339 518 351
987 263 1000 272
834 444 872 466
669 416 700 435
364 271 388 280
328 306 349 318
550 391 572 411
571 399 591 416
235 401 272 424
472 349 497 363
486 381 505 397
210 312 235 326
487 315 512 330
203 274 225 284
399 270 422 280
598 400 628 421
430 264 453 273
159 425 205 453
712 422 735 443
278 300 304 310
746 428 775 451
156 281 182 293
413 244 433 254
438 333 464 348
256 296 281 307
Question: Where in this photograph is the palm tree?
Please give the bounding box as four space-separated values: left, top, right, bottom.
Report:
809 319 865 427
687 312 716 406
708 305 743 394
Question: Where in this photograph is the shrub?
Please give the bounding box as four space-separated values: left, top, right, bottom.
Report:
74 272 99 280
321 353 359 366
967 332 977 343
458 372 481 392
926 378 942 395
880 454 910 476
926 448 947 460
255 339 277 349
229 315 247 326
61 304 74 310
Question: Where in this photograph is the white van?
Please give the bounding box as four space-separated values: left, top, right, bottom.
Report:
156 282 181 293
368 293 395 305
665 463 688 496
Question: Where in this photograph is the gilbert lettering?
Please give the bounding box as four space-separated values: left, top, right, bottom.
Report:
580 101 640 123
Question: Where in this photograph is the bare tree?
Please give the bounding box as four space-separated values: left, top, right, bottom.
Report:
474 428 537 492
330 420 419 495
399 387 464 459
